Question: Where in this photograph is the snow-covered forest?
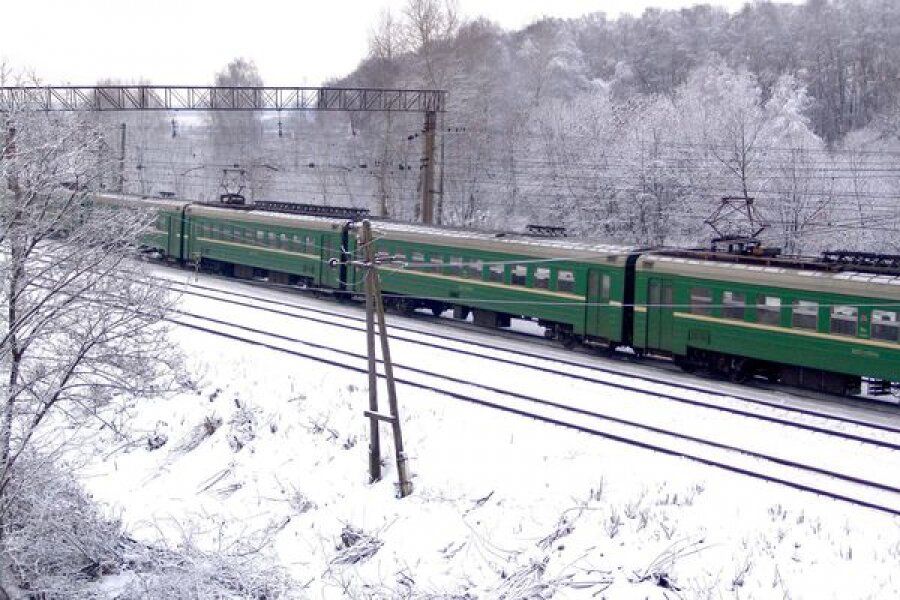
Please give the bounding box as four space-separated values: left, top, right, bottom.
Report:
104 0 900 255
6 1 900 597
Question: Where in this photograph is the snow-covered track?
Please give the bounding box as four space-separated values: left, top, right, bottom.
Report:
24 253 900 440
153 274 900 449
167 309 900 518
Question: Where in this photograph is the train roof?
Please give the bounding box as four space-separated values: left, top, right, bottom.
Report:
639 254 900 300
94 192 192 210
188 204 345 231
372 221 638 265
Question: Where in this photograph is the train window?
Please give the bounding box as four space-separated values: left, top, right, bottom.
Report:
466 259 484 279
871 310 900 342
557 270 575 293
448 257 463 276
488 264 505 283
830 305 858 336
534 267 550 289
601 274 611 301
278 233 287 249
268 232 277 246
689 287 713 316
291 235 301 251
511 265 527 286
792 300 819 330
430 257 444 273
305 236 315 252
723 291 746 319
411 252 425 271
757 295 781 325
256 230 265 245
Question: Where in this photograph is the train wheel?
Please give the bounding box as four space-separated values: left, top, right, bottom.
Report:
675 357 696 373
399 299 416 316
559 332 577 349
728 358 749 383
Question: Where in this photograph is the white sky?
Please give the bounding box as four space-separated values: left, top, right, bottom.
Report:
1 0 775 86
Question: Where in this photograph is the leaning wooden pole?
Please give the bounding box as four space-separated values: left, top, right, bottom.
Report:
357 219 413 497
361 221 382 483
372 260 413 498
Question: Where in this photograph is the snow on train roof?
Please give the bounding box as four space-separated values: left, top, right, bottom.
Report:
371 220 635 255
95 193 191 210
651 255 900 291
190 204 345 226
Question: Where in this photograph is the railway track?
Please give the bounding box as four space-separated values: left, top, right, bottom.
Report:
166 306 900 518
151 269 900 448
25 252 900 437
26 258 900 516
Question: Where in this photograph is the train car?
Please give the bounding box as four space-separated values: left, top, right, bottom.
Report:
93 192 900 398
182 204 351 290
93 193 190 258
633 252 900 394
367 221 641 348
95 193 356 292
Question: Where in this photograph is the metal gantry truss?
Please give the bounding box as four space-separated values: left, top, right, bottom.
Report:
0 85 445 113
0 84 446 224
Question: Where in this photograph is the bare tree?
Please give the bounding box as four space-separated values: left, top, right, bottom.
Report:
368 11 406 217
208 58 271 202
401 0 460 88
0 107 180 596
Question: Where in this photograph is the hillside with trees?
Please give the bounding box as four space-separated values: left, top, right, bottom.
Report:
99 0 900 255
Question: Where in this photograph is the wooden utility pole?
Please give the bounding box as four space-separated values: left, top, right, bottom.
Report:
362 219 382 483
357 220 413 497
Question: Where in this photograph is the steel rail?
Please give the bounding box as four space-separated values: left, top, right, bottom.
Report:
157 276 900 448
168 311 900 518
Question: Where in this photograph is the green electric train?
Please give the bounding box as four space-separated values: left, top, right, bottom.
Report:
105 193 900 397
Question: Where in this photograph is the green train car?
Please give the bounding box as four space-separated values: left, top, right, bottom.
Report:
103 194 354 292
369 222 639 347
97 192 900 397
633 253 900 394
183 205 349 290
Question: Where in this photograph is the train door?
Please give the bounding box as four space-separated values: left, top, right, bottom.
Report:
586 269 610 339
317 234 341 288
166 213 180 257
646 278 674 351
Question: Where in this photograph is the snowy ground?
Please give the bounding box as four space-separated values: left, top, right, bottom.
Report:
78 270 900 599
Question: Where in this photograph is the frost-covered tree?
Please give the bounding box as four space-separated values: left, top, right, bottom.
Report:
208 57 272 202
0 107 180 595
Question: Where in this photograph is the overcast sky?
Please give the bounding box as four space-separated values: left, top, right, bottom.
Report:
2 0 772 86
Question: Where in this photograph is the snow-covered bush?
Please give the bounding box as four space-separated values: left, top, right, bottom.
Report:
1 451 123 598
0 451 294 599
